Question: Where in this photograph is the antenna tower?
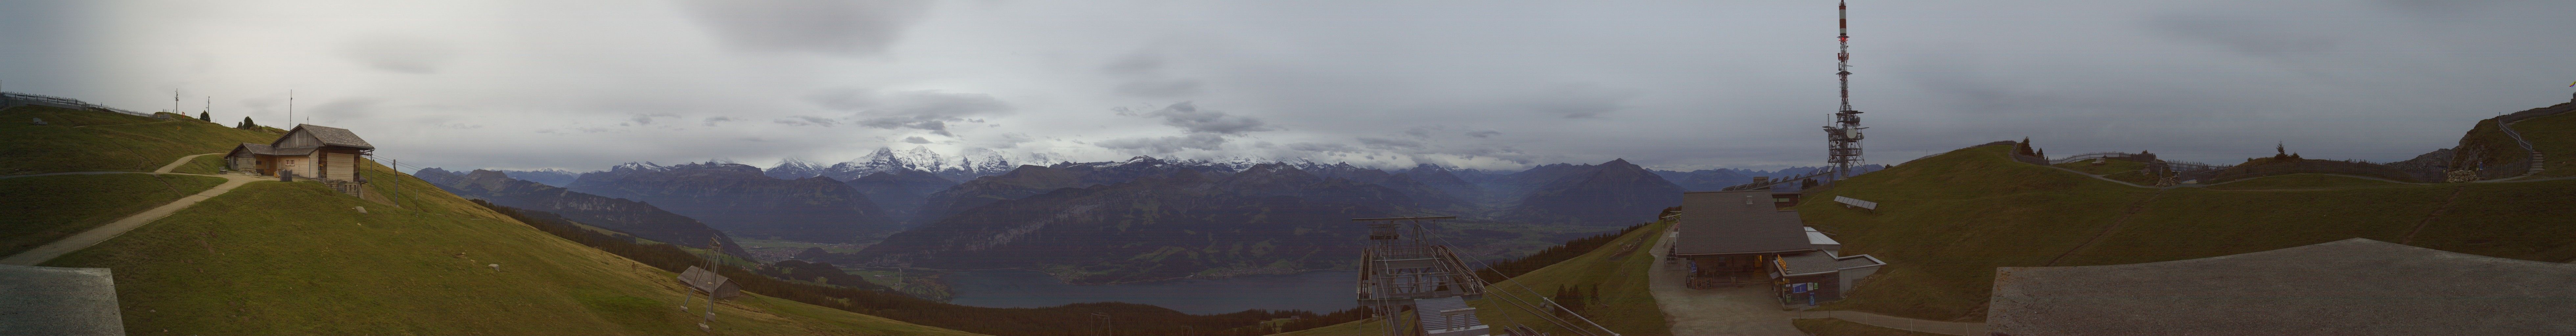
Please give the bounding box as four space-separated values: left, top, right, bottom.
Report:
1823 0 1867 178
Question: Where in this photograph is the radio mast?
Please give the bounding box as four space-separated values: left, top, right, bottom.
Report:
1823 0 1867 178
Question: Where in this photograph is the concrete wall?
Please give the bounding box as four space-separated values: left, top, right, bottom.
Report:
1838 265 1879 294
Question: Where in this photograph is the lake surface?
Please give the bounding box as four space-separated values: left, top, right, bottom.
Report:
942 269 1361 315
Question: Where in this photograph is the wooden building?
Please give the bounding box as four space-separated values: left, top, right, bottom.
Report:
226 125 374 195
1671 188 1882 305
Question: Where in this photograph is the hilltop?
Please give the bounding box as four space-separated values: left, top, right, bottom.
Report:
1792 103 2576 322
1 105 978 335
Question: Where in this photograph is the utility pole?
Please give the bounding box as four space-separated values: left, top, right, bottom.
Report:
705 236 721 322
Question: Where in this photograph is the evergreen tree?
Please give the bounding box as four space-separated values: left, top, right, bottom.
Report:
198 111 210 121
238 116 256 129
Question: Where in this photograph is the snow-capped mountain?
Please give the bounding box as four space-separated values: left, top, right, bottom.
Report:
956 148 1014 175
894 147 945 172
768 146 1061 182
764 158 830 180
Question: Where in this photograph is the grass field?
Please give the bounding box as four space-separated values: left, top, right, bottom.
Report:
1791 318 1950 336
7 106 975 335
1278 220 1673 336
2202 173 2408 190
0 106 278 175
1798 144 2576 322
2510 109 2576 178
170 154 226 175
42 169 979 335
0 173 226 256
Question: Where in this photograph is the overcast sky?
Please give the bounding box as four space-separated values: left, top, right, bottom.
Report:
5 0 2572 172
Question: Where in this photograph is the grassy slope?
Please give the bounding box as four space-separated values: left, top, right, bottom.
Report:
1277 220 1674 336
10 106 973 335
1798 145 2576 322
1791 318 1950 336
2514 111 2576 178
0 106 278 175
44 165 978 335
0 173 225 256
2203 173 2406 190
171 154 225 175
2051 160 2150 185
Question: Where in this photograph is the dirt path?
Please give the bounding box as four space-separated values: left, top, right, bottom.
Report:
0 153 262 266
0 153 222 179
2402 186 2470 245
153 153 217 174
1645 231 1801 336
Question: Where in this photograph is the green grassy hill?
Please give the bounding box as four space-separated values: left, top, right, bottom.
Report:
1278 219 1673 336
6 105 976 335
1 106 281 175
0 173 225 256
2514 107 2576 178
1796 145 2576 322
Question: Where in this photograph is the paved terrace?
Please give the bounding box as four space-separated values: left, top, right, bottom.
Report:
1991 238 2576 336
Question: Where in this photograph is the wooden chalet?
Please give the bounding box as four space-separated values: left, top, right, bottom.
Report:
1671 187 1883 306
226 125 374 194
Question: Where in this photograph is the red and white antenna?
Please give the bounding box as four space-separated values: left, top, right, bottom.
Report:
1823 0 1867 178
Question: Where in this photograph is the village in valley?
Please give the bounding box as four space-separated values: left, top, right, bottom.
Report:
5 1 2576 336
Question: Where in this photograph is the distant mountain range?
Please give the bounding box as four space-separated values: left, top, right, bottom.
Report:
413 168 752 257
491 169 582 187
1652 164 1887 191
850 163 1425 283
768 147 1064 182
565 162 894 242
439 148 1880 281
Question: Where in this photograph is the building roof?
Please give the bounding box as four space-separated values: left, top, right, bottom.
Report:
228 143 314 157
1777 251 1884 276
1989 238 2576 336
281 124 373 149
1804 227 1841 250
0 264 124 336
1412 296 1486 335
1672 190 1816 256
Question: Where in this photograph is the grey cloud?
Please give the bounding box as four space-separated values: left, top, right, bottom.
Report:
1096 134 1227 154
1357 137 1424 150
1403 127 1436 138
1514 84 1635 119
773 116 840 127
1466 130 1502 138
702 116 735 126
307 98 384 120
340 34 461 74
682 0 932 55
902 136 931 144
1286 142 1360 153
1115 79 1204 98
1101 53 1164 75
2149 13 2338 57
986 133 1036 149
814 90 1012 136
629 114 676 126
1119 102 1276 135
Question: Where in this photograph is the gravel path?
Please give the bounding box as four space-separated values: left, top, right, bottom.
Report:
0 153 263 266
